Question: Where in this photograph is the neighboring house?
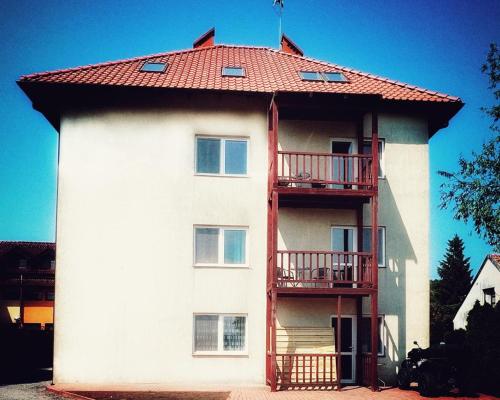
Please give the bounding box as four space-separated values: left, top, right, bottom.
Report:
17 29 462 390
453 254 500 330
0 241 55 330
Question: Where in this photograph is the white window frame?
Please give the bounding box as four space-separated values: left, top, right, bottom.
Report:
360 314 385 357
363 139 385 179
195 135 249 177
192 313 248 356
362 226 386 268
193 225 249 268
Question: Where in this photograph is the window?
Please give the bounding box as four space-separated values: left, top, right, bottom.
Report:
46 291 55 301
360 316 384 356
194 314 247 353
323 72 347 82
362 227 386 267
484 288 496 306
196 137 248 175
222 66 245 77
300 71 347 82
300 71 323 81
362 140 385 178
194 226 247 266
140 61 167 73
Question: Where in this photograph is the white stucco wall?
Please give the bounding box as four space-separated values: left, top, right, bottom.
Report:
54 95 269 385
453 259 500 330
54 95 430 386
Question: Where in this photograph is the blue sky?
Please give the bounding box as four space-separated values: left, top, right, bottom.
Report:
0 0 498 278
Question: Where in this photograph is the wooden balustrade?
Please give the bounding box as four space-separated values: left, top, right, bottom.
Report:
361 353 373 387
276 353 338 388
276 250 373 288
277 151 372 188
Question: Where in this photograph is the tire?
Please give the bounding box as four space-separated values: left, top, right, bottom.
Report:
397 368 412 390
418 371 438 397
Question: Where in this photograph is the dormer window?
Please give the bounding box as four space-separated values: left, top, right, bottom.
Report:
300 71 347 82
222 67 245 77
140 61 168 73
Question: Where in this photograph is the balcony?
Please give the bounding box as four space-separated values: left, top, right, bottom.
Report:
275 250 374 294
276 151 373 207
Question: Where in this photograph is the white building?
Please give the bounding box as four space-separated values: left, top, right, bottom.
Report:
453 254 500 330
18 29 463 391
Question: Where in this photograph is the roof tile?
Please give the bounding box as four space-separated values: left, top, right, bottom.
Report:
19 45 461 103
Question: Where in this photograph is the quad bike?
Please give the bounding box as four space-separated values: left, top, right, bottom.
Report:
397 341 471 397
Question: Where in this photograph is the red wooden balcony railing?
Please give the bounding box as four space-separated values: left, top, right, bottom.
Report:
361 353 373 386
277 151 373 188
276 353 338 388
276 250 373 288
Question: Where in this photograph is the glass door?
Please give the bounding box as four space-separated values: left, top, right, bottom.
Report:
331 139 356 189
332 316 357 384
331 227 358 285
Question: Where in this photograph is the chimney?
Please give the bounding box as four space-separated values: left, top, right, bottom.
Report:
193 28 215 49
280 34 303 57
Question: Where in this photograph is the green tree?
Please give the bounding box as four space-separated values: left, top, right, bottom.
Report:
465 300 500 395
430 235 472 343
439 43 500 251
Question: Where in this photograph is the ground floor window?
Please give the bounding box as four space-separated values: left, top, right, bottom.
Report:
193 314 247 354
360 315 384 356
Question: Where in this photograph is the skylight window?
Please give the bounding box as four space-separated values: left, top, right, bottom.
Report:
323 72 347 82
140 61 168 73
299 71 347 82
300 71 323 81
222 67 245 77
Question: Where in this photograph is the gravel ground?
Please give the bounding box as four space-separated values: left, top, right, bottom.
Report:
0 381 62 400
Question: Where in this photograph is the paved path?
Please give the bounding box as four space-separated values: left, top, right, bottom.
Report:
0 381 60 400
1 383 498 400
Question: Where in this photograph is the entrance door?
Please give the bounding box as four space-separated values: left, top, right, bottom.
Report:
331 316 357 384
331 139 356 188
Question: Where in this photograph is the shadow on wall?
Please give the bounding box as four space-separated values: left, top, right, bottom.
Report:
377 179 417 384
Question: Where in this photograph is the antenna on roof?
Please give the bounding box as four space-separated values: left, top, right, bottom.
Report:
273 0 284 48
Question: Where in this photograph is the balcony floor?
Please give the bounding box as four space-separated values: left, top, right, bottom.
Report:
276 187 372 208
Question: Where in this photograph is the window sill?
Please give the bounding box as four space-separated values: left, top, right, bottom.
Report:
194 173 249 178
193 264 250 269
193 351 249 357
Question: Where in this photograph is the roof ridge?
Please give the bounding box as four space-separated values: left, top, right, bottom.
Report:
19 44 275 81
268 48 461 102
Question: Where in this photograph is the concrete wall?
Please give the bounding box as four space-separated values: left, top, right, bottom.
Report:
54 95 269 385
453 259 500 330
278 114 429 383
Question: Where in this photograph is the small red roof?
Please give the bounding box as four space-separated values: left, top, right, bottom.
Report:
489 254 500 269
19 45 461 104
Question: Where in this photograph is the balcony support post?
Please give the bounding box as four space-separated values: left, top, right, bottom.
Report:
270 290 277 391
370 111 379 391
267 96 279 391
336 295 342 391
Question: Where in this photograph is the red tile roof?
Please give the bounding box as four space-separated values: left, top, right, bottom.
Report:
19 45 461 104
489 254 500 270
0 241 55 250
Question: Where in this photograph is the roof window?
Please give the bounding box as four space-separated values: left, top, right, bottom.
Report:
140 61 168 73
323 72 347 82
300 71 323 81
300 71 347 82
222 67 245 77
